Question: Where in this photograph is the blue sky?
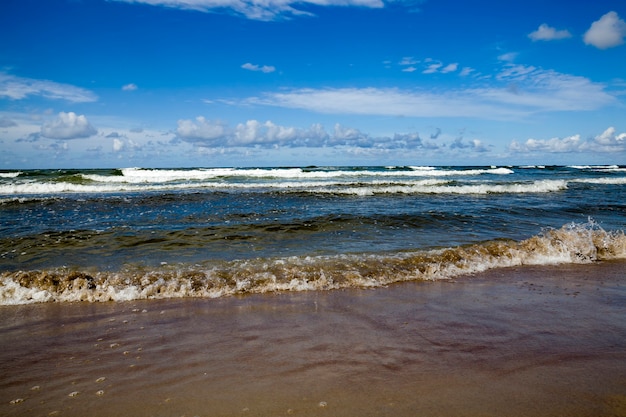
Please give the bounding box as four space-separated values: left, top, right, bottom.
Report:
1 0 625 168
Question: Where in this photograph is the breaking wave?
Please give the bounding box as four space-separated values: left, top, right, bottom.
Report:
2 221 624 305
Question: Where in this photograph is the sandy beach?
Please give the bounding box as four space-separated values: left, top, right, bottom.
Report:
1 260 625 417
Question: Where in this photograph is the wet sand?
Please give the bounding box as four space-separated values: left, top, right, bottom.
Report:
1 261 625 417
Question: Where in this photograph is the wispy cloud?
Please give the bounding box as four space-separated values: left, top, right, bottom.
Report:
528 24 572 41
422 62 442 74
241 63 276 73
242 65 616 120
440 63 458 73
584 11 626 49
398 57 419 66
112 0 385 20
0 72 97 103
122 83 138 91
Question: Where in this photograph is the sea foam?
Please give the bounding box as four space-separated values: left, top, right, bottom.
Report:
2 221 624 305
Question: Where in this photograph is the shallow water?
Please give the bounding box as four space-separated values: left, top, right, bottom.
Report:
1 261 625 416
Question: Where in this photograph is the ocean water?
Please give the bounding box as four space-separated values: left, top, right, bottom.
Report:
1 165 625 304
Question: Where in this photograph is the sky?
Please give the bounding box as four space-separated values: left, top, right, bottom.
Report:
1 0 625 168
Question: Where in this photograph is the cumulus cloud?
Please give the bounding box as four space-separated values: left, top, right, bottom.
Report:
176 116 228 142
241 63 276 73
113 138 125 152
588 126 626 151
112 0 384 20
41 112 97 139
175 117 438 151
584 11 626 49
122 83 138 91
528 24 572 41
244 65 615 120
510 135 582 153
176 117 328 147
450 137 488 152
509 127 626 154
0 72 97 103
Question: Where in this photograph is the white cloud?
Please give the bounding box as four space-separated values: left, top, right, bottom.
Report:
41 112 97 139
0 72 97 103
422 62 442 74
497 52 518 63
459 67 474 77
584 11 626 49
112 0 384 20
528 24 572 41
419 60 457 74
510 135 582 153
402 66 417 73
509 127 626 154
122 83 138 91
113 138 125 152
174 117 436 150
399 57 419 65
587 126 626 151
245 65 615 120
241 63 276 73
176 117 329 147
176 116 227 142
451 137 488 152
440 63 458 73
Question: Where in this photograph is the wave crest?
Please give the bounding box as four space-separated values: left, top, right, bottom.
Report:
1 221 624 305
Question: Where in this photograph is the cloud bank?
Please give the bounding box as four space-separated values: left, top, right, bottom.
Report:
175 117 435 150
509 127 626 154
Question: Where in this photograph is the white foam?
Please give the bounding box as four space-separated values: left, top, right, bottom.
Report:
0 172 20 178
573 178 626 185
307 179 567 195
569 165 620 170
2 221 624 305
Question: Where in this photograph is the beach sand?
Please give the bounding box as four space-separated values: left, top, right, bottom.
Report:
1 260 625 416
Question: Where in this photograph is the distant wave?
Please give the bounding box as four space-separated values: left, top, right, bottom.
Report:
0 172 21 178
0 178 568 196
78 166 514 183
2 221 624 304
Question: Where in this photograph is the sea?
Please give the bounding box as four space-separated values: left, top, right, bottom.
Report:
1 164 625 305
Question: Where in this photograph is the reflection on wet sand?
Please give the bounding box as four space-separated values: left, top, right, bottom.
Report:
1 261 625 417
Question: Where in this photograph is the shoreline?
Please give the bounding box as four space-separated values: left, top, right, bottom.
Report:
1 260 625 416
